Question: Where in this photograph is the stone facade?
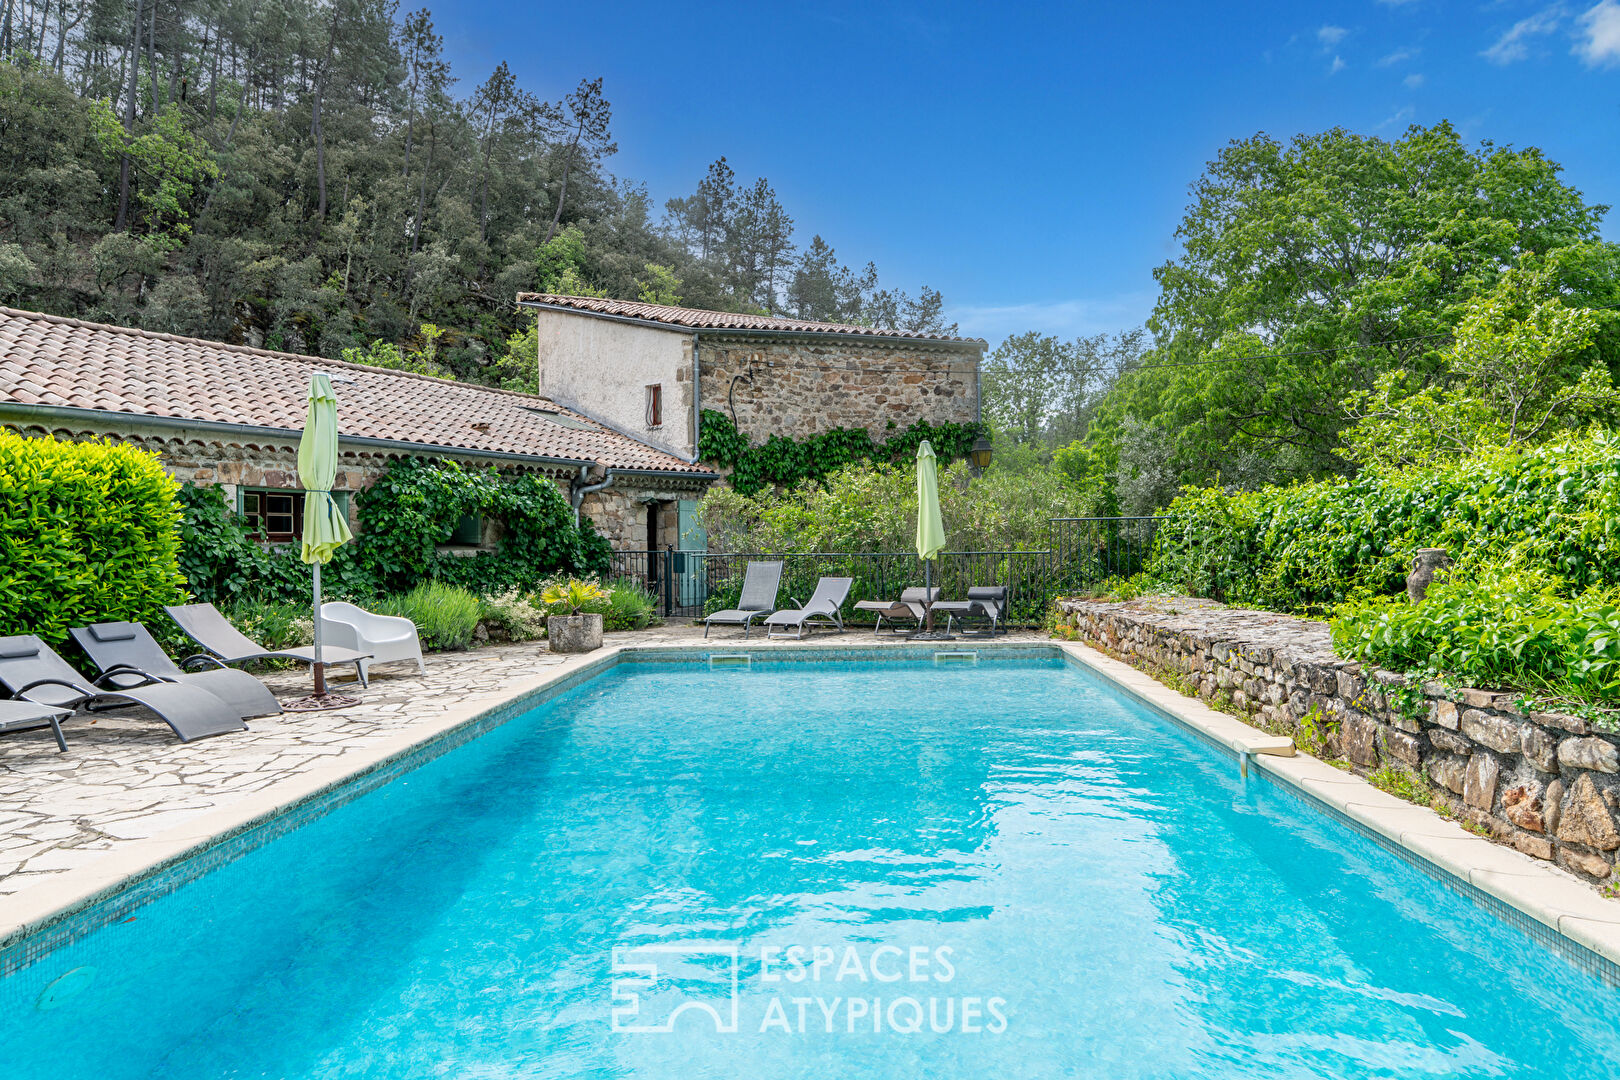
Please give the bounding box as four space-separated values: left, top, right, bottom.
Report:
1056 597 1620 886
697 336 979 446
5 420 704 549
577 482 691 550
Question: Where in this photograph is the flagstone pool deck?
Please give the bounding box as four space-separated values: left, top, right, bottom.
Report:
0 624 1046 903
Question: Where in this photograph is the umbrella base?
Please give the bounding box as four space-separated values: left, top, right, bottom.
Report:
905 630 957 642
282 692 363 712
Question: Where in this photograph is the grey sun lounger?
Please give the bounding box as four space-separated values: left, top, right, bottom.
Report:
0 699 74 753
852 586 939 634
70 622 283 721
166 603 371 687
764 577 853 639
946 585 1009 637
0 635 247 743
704 560 784 639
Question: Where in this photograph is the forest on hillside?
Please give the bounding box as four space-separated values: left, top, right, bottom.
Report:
0 0 954 386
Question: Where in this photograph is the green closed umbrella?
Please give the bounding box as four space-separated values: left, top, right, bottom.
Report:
915 439 946 633
297 373 354 701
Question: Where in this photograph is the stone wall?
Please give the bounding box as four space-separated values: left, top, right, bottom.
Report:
6 420 701 549
577 483 691 550
1055 597 1620 887
698 336 980 446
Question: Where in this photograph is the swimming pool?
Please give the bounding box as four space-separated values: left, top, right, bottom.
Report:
2 651 1618 1077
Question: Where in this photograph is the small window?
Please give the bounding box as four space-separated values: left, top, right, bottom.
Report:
645 384 663 428
239 488 349 545
449 513 484 546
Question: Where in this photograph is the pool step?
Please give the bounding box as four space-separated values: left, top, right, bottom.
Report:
708 654 752 670
934 651 979 665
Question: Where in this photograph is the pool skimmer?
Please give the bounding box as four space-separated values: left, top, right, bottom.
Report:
933 651 980 665
708 654 752 670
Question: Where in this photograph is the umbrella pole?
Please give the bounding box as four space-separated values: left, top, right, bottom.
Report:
924 558 933 632
312 560 326 697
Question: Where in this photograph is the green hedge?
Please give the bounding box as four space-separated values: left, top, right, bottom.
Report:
1331 574 1620 712
0 430 186 643
1145 433 1620 612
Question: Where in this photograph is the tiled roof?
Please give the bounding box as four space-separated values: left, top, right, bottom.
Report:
0 307 709 474
516 293 986 346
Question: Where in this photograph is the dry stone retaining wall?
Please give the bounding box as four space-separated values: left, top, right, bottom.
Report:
1056 597 1620 886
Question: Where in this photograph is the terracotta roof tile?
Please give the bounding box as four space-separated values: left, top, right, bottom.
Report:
0 307 708 475
515 293 986 346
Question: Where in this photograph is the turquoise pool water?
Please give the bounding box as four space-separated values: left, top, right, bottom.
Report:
3 653 1618 1078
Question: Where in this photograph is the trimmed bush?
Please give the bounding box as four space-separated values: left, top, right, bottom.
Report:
373 581 482 651
1332 573 1620 712
1145 433 1620 613
0 430 186 643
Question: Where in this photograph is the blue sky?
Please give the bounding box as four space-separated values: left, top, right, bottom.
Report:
434 1 1620 345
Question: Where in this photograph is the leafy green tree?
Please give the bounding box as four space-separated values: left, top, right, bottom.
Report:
1124 122 1613 483
490 324 537 393
89 100 216 244
983 329 1143 448
1341 254 1619 469
635 262 681 305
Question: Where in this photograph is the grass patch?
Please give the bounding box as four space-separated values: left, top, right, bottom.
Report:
374 581 483 651
1367 765 1437 808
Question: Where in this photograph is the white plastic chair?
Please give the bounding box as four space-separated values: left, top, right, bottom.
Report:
318 602 425 680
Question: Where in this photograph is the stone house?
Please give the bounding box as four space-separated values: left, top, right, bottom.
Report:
0 306 715 555
515 294 986 469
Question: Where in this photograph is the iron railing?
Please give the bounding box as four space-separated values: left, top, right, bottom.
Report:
604 519 1165 625
1047 516 1164 594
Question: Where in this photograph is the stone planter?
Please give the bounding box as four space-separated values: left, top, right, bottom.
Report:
548 613 604 653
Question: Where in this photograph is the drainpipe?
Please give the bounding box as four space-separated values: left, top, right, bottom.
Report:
690 333 701 463
570 465 616 526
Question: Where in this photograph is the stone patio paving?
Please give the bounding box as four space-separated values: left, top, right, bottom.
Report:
0 623 1044 906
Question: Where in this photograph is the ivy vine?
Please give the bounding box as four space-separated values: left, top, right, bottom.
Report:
176 457 611 604
698 409 985 495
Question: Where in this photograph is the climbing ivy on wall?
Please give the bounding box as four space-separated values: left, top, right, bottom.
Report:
697 409 985 495
176 457 612 604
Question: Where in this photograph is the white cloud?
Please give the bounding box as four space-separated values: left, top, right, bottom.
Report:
948 292 1156 346
1377 46 1419 66
1482 6 1565 65
1575 1 1620 65
1378 106 1417 129
1318 24 1349 46
1404 72 1426 88
1330 55 1347 74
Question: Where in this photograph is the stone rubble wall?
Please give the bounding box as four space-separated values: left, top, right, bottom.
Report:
698 337 980 446
1056 598 1620 886
8 421 697 551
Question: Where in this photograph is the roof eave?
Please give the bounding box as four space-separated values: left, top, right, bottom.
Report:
517 299 986 352
0 403 601 470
